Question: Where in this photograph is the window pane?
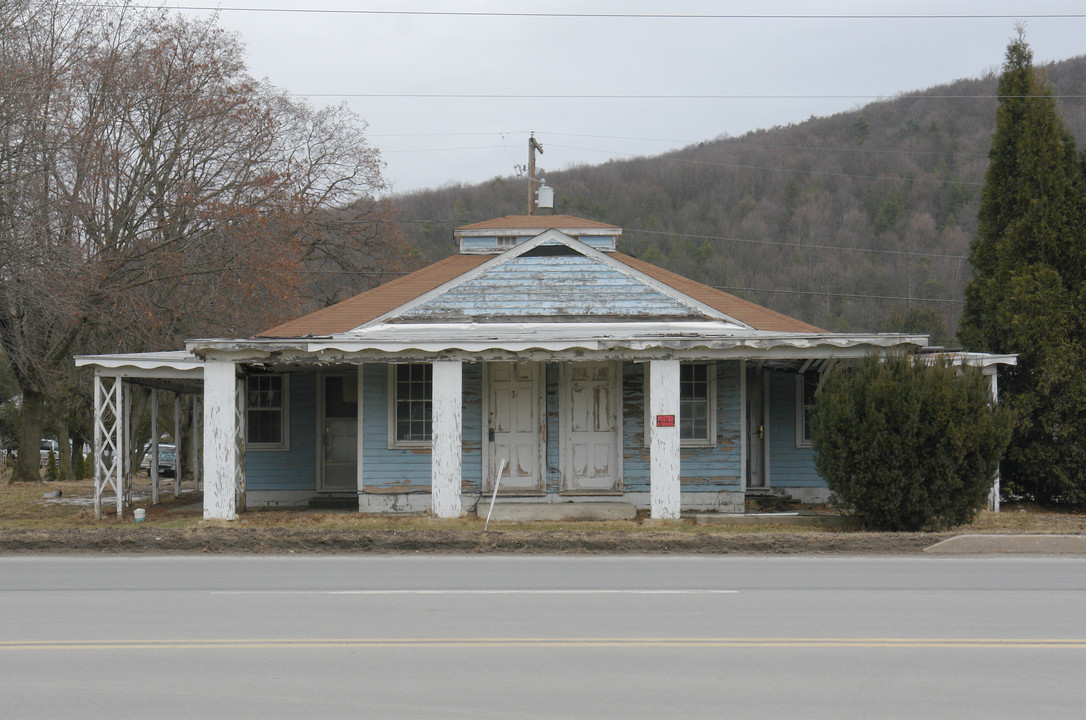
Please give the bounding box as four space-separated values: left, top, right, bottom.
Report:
395 364 433 442
801 372 818 444
679 363 711 442
247 376 284 444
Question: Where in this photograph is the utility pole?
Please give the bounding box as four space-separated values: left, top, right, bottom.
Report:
528 132 543 215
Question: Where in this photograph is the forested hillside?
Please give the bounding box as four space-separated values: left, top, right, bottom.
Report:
390 55 1086 343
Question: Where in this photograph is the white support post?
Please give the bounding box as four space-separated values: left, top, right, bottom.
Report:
739 360 747 494
988 371 1001 513
356 364 365 500
193 396 201 493
234 375 246 512
150 390 160 505
649 359 681 519
430 360 463 518
92 374 123 521
173 394 182 498
203 359 238 520
122 383 132 510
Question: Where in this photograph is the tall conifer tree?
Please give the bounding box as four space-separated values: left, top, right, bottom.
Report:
960 29 1086 503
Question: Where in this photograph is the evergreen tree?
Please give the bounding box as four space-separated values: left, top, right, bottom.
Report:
811 354 1012 531
45 449 58 482
959 30 1086 504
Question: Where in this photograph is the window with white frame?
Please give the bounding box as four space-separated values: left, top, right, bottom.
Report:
796 372 819 448
644 362 716 446
247 374 288 449
389 363 432 447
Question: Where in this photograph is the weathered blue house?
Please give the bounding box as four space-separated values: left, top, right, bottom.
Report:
77 214 1012 520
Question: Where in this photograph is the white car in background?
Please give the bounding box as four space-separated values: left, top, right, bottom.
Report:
140 444 177 477
39 439 61 467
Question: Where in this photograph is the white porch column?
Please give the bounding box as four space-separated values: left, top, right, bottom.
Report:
203 359 238 520
150 390 160 505
192 396 202 492
649 359 681 519
356 364 365 498
988 370 1001 513
173 394 182 498
431 360 462 518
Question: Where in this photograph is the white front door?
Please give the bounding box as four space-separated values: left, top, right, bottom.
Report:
561 362 621 493
320 373 358 492
485 362 544 493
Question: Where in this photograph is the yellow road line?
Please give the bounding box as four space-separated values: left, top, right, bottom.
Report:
2 638 1086 651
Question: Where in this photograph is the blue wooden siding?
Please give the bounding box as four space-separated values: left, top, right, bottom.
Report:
399 255 704 321
357 362 482 494
461 363 483 493
621 361 742 493
246 372 317 491
767 370 823 487
460 235 534 252
361 364 430 492
245 362 749 496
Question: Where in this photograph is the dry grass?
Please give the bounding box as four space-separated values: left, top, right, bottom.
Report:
2 467 1084 536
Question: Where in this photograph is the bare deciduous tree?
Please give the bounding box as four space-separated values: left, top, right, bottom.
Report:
1 1 402 482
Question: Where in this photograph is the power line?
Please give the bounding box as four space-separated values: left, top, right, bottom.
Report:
625 228 968 261
739 142 989 160
296 92 1086 101
548 143 984 187
396 219 969 262
86 6 1086 21
381 144 505 154
713 285 964 305
375 129 990 161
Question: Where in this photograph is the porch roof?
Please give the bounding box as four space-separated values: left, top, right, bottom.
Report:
185 324 928 362
74 351 204 392
74 351 203 378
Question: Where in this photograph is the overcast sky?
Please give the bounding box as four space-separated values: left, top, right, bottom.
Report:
174 1 1086 195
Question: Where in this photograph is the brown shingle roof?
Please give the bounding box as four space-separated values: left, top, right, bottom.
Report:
257 254 491 337
456 215 618 231
257 246 823 338
610 252 825 333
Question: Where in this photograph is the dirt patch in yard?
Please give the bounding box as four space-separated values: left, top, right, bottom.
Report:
1 474 1083 555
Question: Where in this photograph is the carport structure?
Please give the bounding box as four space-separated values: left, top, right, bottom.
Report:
74 351 207 520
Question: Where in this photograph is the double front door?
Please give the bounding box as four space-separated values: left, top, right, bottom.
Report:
484 361 621 494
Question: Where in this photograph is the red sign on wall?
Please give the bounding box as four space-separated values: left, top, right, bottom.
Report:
656 415 676 428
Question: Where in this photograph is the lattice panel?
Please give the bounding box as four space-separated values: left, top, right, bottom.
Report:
93 375 124 520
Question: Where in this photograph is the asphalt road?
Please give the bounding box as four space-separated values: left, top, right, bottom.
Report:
2 556 1085 719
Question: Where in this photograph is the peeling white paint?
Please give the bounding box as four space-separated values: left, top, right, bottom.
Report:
649 360 680 519
431 361 462 518
203 359 237 520
356 363 366 498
